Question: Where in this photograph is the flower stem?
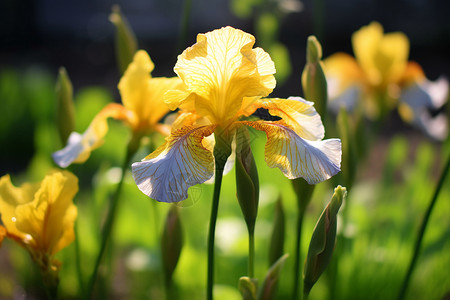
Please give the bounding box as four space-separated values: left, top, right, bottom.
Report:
397 151 450 300
248 228 255 278
207 161 226 300
293 208 305 300
86 145 136 299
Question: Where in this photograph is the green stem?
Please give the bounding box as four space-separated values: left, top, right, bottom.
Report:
74 221 84 296
207 162 225 300
293 208 305 300
397 151 450 300
86 146 136 299
177 0 192 54
249 228 255 278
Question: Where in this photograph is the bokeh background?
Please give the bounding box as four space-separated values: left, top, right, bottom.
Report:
1 1 450 299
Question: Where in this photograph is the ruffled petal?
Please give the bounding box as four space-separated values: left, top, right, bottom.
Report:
132 125 216 203
0 175 39 241
119 50 183 130
53 103 131 168
15 170 78 255
174 26 276 124
244 121 341 184
243 97 325 141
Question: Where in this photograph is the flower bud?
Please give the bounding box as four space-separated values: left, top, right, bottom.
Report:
161 205 183 287
257 254 289 300
302 35 328 119
268 197 285 266
55 67 75 144
109 5 138 74
337 107 357 190
235 127 259 234
239 276 257 300
291 178 315 212
303 186 346 296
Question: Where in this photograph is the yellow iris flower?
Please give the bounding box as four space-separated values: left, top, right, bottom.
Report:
0 170 78 273
324 22 448 139
53 50 184 167
132 27 342 203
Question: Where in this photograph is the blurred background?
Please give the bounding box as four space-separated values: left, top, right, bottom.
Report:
1 1 450 299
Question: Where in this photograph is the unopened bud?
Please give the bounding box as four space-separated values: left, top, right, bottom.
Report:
109 5 138 74
239 276 257 300
302 35 328 119
268 197 285 266
161 205 183 287
55 67 75 145
235 127 259 234
257 254 288 300
303 186 346 296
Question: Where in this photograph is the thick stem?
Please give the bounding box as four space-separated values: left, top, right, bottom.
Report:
293 208 305 300
397 151 450 300
207 162 225 300
86 146 136 299
248 228 255 278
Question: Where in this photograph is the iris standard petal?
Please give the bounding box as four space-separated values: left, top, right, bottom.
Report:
244 121 341 184
132 125 216 203
173 26 276 124
52 103 131 168
352 22 409 86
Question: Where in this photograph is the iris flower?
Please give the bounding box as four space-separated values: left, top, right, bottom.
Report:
324 22 448 140
132 27 342 203
0 170 78 273
53 50 183 167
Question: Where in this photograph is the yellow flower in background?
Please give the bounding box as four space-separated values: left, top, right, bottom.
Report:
53 50 184 167
324 22 448 140
0 170 78 272
132 27 341 203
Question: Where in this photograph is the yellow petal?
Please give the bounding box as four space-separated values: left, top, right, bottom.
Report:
352 22 409 87
244 121 341 183
119 50 183 130
174 26 276 124
15 170 78 255
245 97 325 141
0 175 40 240
132 125 216 202
52 103 131 168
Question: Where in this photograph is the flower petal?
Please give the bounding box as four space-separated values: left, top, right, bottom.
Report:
174 26 276 124
0 174 40 241
244 121 341 184
53 103 131 168
352 22 409 86
119 50 183 130
15 170 78 255
242 97 325 141
132 125 216 203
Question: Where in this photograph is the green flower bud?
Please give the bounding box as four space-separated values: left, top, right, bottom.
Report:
301 35 328 120
257 254 289 300
291 178 315 212
235 127 259 234
161 205 183 287
268 197 285 266
303 186 347 296
239 276 258 300
109 5 138 74
55 67 75 145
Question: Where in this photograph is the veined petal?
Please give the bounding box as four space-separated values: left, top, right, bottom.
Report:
119 50 183 129
53 103 131 168
245 97 325 141
174 26 276 124
132 125 216 203
244 121 341 184
0 175 39 241
15 170 78 255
